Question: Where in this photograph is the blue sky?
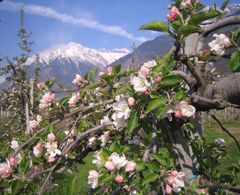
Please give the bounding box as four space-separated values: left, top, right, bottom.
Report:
0 0 239 57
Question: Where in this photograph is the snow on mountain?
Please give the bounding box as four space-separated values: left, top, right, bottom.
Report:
28 42 129 69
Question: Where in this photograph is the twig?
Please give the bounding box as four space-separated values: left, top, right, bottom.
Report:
171 70 197 89
210 114 240 152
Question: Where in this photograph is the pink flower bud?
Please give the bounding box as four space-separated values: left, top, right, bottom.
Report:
8 157 17 166
174 109 181 118
171 170 178 177
48 156 56 162
37 82 45 89
47 133 56 142
104 161 115 171
125 161 136 172
197 188 206 194
144 90 150 95
154 76 162 83
107 67 112 74
165 185 172 194
167 176 174 185
127 97 135 106
115 175 124 183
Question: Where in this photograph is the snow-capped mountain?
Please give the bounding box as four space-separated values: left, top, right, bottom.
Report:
27 42 129 85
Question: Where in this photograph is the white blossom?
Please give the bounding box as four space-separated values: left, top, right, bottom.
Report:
208 33 231 56
10 140 19 151
173 172 185 192
92 151 103 167
130 75 151 93
88 170 99 189
113 95 131 120
45 142 61 157
100 116 111 125
108 153 128 169
111 113 127 129
99 131 111 147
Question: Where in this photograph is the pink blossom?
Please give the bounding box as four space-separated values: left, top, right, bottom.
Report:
125 161 136 172
33 143 43 157
165 185 172 194
39 92 55 110
196 188 206 194
139 66 150 76
127 97 136 106
29 120 39 130
154 76 162 83
166 6 180 21
37 82 45 89
167 176 174 185
68 93 81 107
104 161 115 171
115 175 124 183
174 109 181 118
144 90 150 95
36 115 42 122
8 157 17 166
10 140 20 151
181 0 192 8
171 170 178 177
0 163 12 179
72 74 82 87
47 133 56 142
48 156 56 162
107 67 112 74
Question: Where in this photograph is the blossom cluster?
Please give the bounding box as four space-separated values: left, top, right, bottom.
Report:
166 6 180 21
174 101 196 118
29 115 42 131
208 34 231 56
39 92 56 110
165 170 185 194
181 0 199 8
89 152 137 189
68 92 80 107
130 60 157 94
72 74 83 87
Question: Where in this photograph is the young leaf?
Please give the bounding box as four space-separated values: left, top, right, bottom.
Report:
85 82 103 90
147 98 165 112
159 75 182 89
140 20 168 33
220 0 230 11
142 172 159 185
114 86 133 96
189 9 221 25
88 67 98 81
229 52 240 73
127 110 138 134
180 25 201 37
112 64 121 75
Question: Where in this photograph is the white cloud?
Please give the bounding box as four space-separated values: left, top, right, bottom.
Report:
0 1 148 43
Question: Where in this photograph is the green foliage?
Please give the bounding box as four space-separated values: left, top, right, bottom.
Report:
229 52 240 73
140 20 168 33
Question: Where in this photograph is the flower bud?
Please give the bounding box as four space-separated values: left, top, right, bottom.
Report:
127 97 135 106
115 175 124 183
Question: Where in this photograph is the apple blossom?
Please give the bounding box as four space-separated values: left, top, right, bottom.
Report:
107 67 112 74
33 143 43 157
174 109 181 119
8 157 16 166
171 170 178 177
130 75 151 93
166 6 180 21
99 131 111 147
127 97 135 106
92 151 103 167
175 101 196 118
108 153 128 169
154 75 162 83
173 172 185 192
215 137 225 145
48 156 56 163
125 161 136 172
36 115 42 122
88 170 99 189
138 65 150 77
45 142 61 157
39 92 55 110
196 188 206 194
68 92 80 107
100 116 111 125
167 176 174 185
165 185 172 194
47 133 56 142
0 163 12 179
72 74 83 87
37 82 45 89
10 140 19 151
29 120 39 130
88 137 97 147
111 113 127 129
208 34 231 56
115 175 124 183
113 95 131 120
104 161 115 171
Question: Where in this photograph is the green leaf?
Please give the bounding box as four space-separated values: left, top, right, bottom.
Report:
221 0 230 11
112 64 121 75
146 161 160 172
142 173 159 185
156 105 167 118
85 82 103 90
140 20 168 33
159 75 182 89
229 52 240 73
100 149 109 163
45 77 56 88
114 86 133 96
88 67 98 81
127 110 139 134
147 98 165 112
180 25 201 37
189 9 221 25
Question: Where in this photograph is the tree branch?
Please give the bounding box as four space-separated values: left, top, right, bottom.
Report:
210 114 240 152
171 70 197 89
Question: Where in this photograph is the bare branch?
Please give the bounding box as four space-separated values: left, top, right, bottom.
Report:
171 70 197 88
210 114 240 152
